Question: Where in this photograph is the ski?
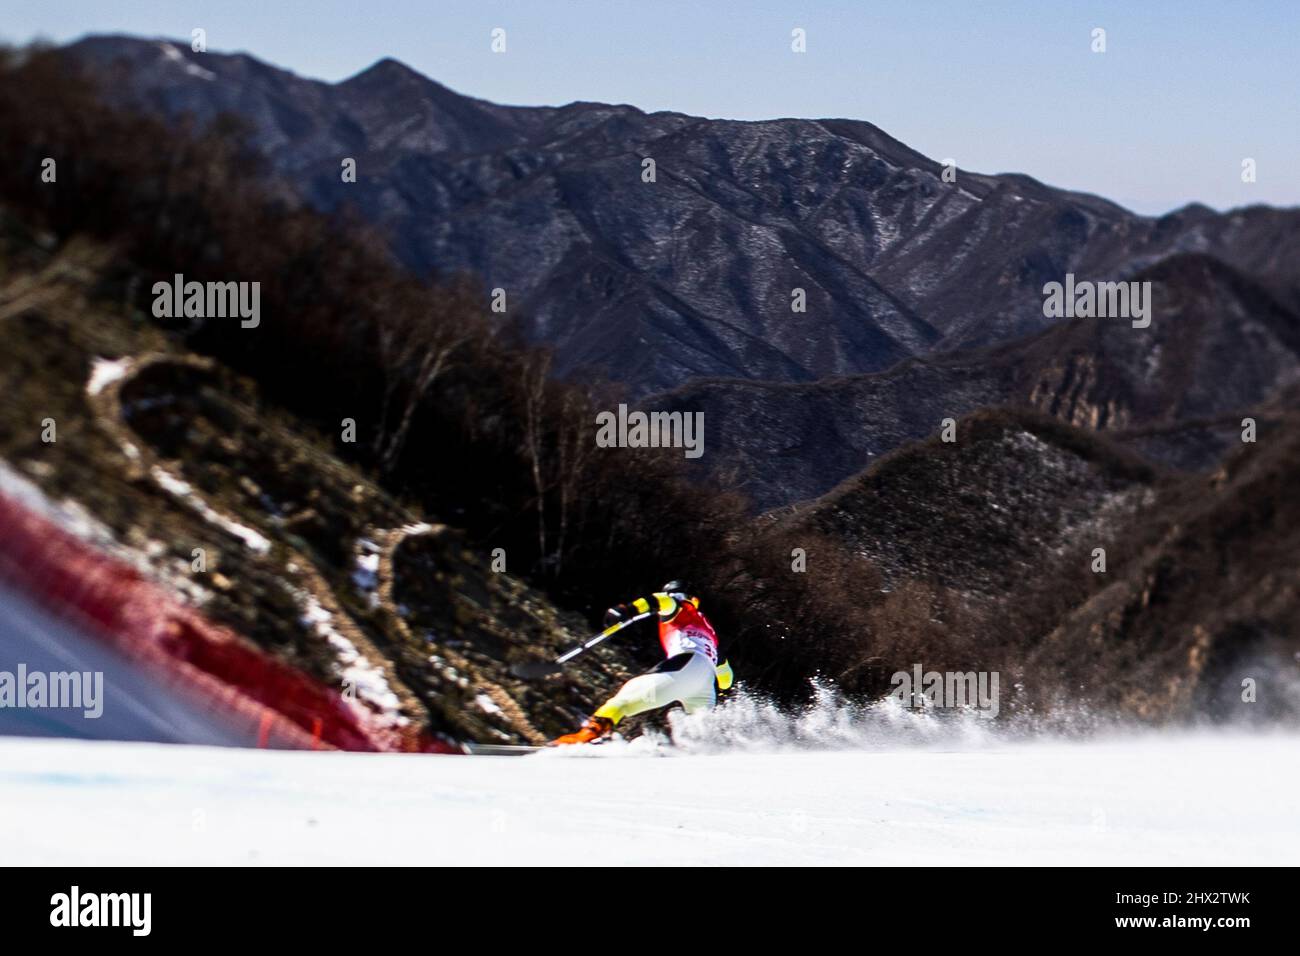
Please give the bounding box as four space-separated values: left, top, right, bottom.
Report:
459 742 544 756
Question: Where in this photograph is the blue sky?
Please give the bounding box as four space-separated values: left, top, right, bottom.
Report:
6 0 1298 214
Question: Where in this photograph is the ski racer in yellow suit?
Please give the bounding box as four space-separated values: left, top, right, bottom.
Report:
553 581 734 745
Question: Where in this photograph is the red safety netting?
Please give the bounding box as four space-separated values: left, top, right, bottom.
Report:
0 490 458 754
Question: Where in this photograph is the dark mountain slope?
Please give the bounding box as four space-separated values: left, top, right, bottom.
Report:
778 408 1159 597
65 35 1300 398
1026 412 1300 721
4 43 1295 726
767 404 1300 720
661 254 1300 510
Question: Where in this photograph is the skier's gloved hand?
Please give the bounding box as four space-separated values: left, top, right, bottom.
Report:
715 659 734 691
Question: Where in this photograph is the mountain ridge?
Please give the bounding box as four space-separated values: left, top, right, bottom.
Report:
59 34 1300 520
658 252 1300 509
66 34 1300 400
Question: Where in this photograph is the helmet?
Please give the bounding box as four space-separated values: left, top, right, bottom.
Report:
661 580 690 599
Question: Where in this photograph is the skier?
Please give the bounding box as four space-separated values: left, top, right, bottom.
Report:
553 581 734 745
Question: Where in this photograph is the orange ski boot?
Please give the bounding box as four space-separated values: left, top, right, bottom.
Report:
552 715 614 746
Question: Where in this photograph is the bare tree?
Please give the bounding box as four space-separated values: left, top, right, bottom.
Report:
551 385 595 576
373 285 478 473
520 350 552 570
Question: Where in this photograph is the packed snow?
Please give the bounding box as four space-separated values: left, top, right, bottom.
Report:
351 545 380 592
149 466 271 554
294 591 406 725
2 721 1294 865
86 356 133 396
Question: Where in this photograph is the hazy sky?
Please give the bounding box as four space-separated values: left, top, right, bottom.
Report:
7 0 1298 214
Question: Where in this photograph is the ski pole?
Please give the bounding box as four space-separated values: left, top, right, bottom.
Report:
510 609 655 678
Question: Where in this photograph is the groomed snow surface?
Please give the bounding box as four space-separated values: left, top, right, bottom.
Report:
4 719 1296 865
3 578 1293 865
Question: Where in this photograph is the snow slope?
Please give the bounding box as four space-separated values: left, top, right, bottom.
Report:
3 730 1295 865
